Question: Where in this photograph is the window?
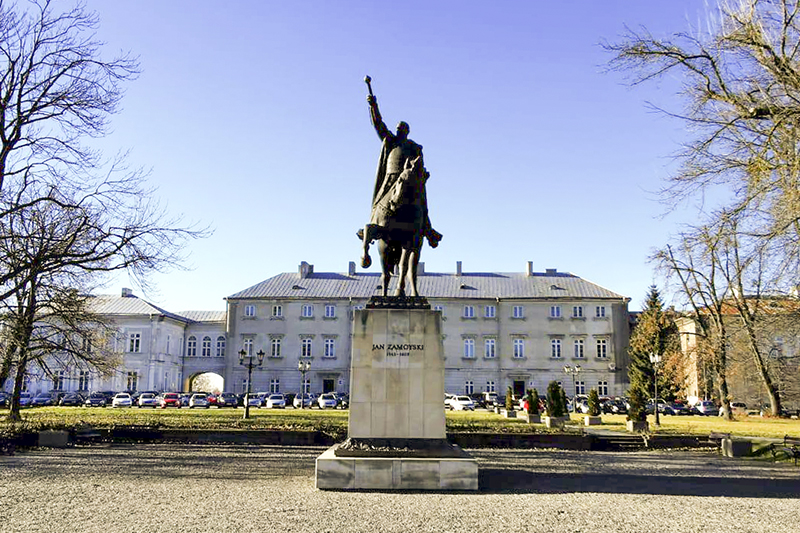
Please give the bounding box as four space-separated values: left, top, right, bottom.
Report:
216 336 226 357
82 335 92 354
551 339 562 358
243 338 253 357
128 332 141 353
301 338 313 357
241 378 249 393
271 337 282 358
572 306 583 318
463 305 475 318
303 379 311 394
201 336 212 357
78 371 90 391
596 339 608 358
484 305 496 318
484 338 496 358
53 370 66 390
324 338 336 358
513 338 525 358
244 304 256 317
187 336 197 357
550 305 561 318
272 305 283 318
575 381 585 395
574 339 585 358
465 380 474 395
598 381 609 396
595 306 606 318
486 380 496 393
166 335 171 355
22 377 29 392
301 304 314 318
512 305 524 318
324 304 336 318
463 338 475 358
127 371 138 392
270 379 280 393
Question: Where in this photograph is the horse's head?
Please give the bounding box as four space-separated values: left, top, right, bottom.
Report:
388 155 424 209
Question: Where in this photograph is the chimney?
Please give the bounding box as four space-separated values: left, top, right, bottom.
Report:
526 261 534 277
348 261 356 276
298 261 314 279
121 288 133 298
456 261 462 277
417 262 425 275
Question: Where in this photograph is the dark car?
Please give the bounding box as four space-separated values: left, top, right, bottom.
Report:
59 392 85 406
602 398 628 415
0 391 9 408
97 390 116 405
333 392 349 409
217 392 239 408
31 392 56 406
663 401 690 415
84 392 108 407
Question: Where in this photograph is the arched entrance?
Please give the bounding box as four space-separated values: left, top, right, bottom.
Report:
184 372 224 393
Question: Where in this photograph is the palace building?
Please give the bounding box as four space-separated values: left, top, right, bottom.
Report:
8 261 632 400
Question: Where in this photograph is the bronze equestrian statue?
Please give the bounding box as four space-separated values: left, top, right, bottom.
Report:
358 76 442 298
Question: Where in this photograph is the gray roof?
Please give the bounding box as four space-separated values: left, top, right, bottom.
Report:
90 295 189 322
227 271 627 301
179 310 227 323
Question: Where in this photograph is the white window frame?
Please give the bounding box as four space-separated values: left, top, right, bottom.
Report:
126 371 138 392
270 379 280 394
463 305 475 318
244 304 256 317
512 305 524 319
484 305 496 318
550 305 561 318
551 339 562 359
243 338 253 357
324 304 336 318
513 338 525 358
272 305 283 318
575 380 585 395
187 336 197 357
595 306 606 318
301 337 313 357
572 306 583 318
78 371 90 392
128 332 141 353
301 304 314 318
465 380 474 395
574 339 585 359
486 380 496 393
463 338 475 358
324 338 336 358
216 336 226 357
201 336 212 357
484 338 496 358
596 338 608 359
271 337 282 358
598 381 609 396
303 378 311 394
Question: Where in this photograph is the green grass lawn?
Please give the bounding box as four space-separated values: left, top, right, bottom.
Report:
3 407 800 440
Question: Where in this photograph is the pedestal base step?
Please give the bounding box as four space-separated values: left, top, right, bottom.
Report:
316 444 478 490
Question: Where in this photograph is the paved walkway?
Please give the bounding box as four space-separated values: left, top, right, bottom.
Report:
2 444 800 532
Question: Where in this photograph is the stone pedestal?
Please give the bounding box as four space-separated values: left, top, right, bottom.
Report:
584 415 602 426
721 438 752 457
316 305 478 490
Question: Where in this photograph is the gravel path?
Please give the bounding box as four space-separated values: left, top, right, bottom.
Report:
2 444 799 533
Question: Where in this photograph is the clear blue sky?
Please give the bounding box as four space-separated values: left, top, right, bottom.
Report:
81 0 718 312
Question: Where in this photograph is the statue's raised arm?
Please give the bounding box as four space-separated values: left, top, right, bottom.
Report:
365 76 391 141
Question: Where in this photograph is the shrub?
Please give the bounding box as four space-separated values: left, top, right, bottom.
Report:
505 386 514 411
527 388 540 415
627 387 647 422
587 388 601 416
560 388 569 415
546 381 565 417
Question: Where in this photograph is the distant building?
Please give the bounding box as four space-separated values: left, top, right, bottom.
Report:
7 261 632 399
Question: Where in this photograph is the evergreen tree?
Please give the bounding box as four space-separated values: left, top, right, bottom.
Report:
628 286 683 403
587 388 601 417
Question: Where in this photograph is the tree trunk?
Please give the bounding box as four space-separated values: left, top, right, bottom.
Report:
741 317 783 416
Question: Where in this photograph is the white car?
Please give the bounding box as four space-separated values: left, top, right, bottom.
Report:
111 393 132 408
189 393 209 408
137 393 157 408
265 394 286 409
317 393 338 409
446 395 475 411
247 393 264 408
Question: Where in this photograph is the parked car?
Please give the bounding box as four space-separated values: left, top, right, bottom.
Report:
728 401 748 416
293 393 316 409
693 400 719 416
157 392 182 408
317 392 338 409
0 391 9 408
333 392 349 409
663 401 691 415
217 392 239 408
206 393 218 407
446 395 475 411
189 393 209 408
84 392 108 407
57 392 84 407
246 393 264 408
481 391 499 408
179 393 192 407
137 393 157 408
265 393 286 409
112 393 133 408
18 391 33 407
97 391 116 405
31 392 56 407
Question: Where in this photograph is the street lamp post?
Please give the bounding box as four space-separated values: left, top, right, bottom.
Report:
239 348 265 420
649 352 662 426
298 359 311 409
563 364 582 413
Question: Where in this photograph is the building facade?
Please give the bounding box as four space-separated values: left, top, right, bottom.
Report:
6 261 631 400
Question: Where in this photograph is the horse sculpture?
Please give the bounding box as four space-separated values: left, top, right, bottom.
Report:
359 155 427 298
